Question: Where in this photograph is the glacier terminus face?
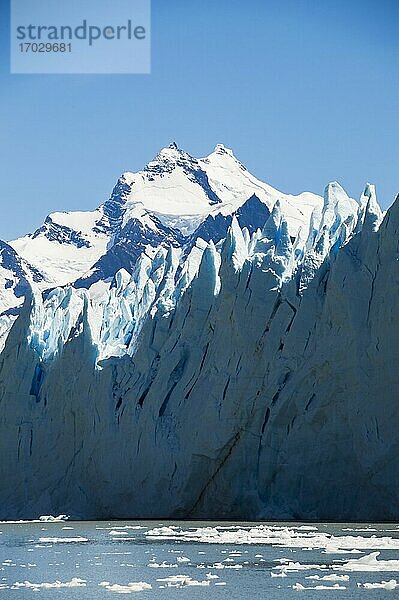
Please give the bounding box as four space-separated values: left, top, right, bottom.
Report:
0 143 396 521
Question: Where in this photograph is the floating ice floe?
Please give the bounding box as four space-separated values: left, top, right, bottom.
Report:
100 581 152 593
156 575 210 588
148 561 178 568
38 536 89 543
357 579 398 590
342 528 377 532
306 574 350 581
339 552 399 572
144 524 399 552
293 582 346 591
101 526 146 531
205 562 242 570
273 561 328 574
274 551 399 577
0 514 68 524
2 560 16 567
10 578 86 590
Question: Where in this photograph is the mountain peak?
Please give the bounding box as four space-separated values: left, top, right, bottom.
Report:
213 143 234 156
205 143 245 171
152 142 191 164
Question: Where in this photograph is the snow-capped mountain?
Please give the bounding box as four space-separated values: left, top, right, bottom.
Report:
0 142 395 521
8 143 328 286
1 143 354 336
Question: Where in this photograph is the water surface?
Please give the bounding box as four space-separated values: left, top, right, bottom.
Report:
1 520 399 597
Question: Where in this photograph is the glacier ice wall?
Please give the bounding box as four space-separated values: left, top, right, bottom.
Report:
0 185 397 520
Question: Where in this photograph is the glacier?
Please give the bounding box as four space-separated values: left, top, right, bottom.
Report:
0 143 397 520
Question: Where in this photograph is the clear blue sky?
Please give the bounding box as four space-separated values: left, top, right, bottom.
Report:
0 0 398 240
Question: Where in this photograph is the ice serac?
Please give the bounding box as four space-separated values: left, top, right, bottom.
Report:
0 145 397 520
